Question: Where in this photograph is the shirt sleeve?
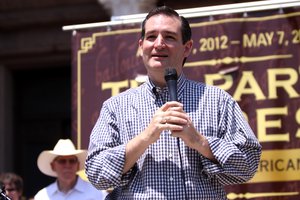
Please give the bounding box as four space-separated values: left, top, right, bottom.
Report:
85 100 137 190
200 93 262 185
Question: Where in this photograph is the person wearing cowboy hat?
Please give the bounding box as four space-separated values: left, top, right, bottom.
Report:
34 139 107 200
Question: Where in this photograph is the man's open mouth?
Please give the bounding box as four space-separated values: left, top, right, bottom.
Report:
152 54 168 58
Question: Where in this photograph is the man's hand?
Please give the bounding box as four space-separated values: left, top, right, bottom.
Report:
143 101 189 144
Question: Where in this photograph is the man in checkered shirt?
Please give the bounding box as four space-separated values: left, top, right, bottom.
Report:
86 6 262 200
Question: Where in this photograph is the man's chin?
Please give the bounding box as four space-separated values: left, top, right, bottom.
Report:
151 59 168 66
150 63 168 69
151 66 167 71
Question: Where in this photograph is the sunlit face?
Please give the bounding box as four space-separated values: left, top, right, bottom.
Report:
51 155 79 182
139 14 192 86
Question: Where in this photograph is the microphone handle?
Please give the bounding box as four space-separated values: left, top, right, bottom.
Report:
167 79 178 101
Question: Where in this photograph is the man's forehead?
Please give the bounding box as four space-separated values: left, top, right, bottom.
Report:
144 15 181 32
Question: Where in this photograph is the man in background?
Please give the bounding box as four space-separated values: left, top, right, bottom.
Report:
34 139 107 200
0 172 25 200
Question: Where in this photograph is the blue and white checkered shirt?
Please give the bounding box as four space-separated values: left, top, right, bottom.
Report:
86 74 261 200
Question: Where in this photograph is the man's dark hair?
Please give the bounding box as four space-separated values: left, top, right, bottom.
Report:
141 6 192 44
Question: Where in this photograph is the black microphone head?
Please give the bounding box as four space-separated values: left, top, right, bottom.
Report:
164 68 178 101
164 68 178 81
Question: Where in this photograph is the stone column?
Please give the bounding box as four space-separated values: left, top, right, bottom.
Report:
98 0 157 17
0 65 13 171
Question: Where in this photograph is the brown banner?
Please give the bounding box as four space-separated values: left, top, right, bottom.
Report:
72 7 300 199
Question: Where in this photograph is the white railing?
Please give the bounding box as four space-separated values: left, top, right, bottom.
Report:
63 0 300 31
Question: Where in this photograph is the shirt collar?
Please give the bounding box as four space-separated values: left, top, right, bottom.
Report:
73 176 86 193
145 73 187 102
48 176 85 195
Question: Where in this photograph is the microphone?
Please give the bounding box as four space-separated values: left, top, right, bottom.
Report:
164 68 178 101
164 68 188 200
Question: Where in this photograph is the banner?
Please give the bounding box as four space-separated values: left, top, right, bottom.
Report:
72 7 300 199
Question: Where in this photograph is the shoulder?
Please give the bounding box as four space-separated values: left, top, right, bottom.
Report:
76 177 108 198
186 79 231 97
34 182 56 200
112 85 144 99
102 84 146 106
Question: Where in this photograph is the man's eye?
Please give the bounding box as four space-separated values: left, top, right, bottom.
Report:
166 36 176 40
146 35 156 40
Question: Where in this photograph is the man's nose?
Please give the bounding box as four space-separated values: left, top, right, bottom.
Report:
154 35 166 49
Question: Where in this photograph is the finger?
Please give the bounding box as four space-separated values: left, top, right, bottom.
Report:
165 124 185 132
167 106 184 112
164 110 189 122
164 116 187 125
160 101 183 112
160 116 167 124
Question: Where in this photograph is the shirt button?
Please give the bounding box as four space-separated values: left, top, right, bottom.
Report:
168 153 173 158
169 177 174 181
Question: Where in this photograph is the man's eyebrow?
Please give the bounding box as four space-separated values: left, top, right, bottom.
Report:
164 31 177 35
145 30 156 35
145 30 177 36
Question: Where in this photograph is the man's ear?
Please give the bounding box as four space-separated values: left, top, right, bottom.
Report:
184 40 193 57
138 39 143 56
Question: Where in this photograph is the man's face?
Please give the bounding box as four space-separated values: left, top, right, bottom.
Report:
139 14 192 86
3 183 22 200
51 155 79 181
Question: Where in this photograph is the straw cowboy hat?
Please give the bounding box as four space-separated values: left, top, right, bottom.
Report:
37 139 87 177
